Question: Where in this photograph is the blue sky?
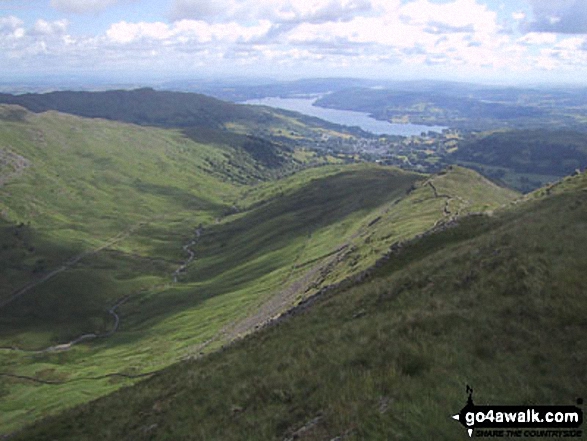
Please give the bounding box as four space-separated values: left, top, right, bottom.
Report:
1 0 587 84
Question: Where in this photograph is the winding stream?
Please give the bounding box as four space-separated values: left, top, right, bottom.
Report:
173 227 202 283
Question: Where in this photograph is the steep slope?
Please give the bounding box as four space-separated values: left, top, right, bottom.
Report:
0 105 298 433
10 171 586 440
0 104 248 308
0 104 517 434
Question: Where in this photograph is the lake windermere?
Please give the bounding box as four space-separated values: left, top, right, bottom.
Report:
242 97 447 137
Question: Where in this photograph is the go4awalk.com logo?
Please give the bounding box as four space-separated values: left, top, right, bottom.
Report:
452 386 584 438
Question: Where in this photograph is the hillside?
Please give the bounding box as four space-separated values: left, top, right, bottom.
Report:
450 129 587 192
0 88 279 129
11 170 586 440
0 103 517 434
0 88 365 141
314 86 587 131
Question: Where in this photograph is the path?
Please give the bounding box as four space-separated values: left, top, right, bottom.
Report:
426 179 469 229
0 222 202 357
0 223 144 310
194 175 475 349
0 295 130 354
0 369 158 386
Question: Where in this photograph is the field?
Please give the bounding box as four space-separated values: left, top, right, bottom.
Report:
12 162 587 441
0 104 520 434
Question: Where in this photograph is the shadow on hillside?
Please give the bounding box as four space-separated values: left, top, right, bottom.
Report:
100 167 421 342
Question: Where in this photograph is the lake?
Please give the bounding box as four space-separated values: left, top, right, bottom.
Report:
242 97 446 136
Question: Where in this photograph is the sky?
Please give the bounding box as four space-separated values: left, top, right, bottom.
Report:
1 0 587 85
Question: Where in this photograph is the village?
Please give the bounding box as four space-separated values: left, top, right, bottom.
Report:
292 127 465 173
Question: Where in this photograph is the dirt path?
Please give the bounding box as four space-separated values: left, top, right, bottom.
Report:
0 224 201 356
0 369 158 385
0 295 130 354
199 176 474 348
426 179 470 229
0 224 144 311
0 224 146 354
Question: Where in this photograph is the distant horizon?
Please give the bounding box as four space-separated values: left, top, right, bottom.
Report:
3 74 587 93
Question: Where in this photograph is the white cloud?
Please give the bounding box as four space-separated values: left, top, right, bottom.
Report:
535 53 558 70
556 36 586 50
0 15 23 32
106 19 272 45
518 32 558 45
286 0 505 70
50 0 127 14
31 19 69 36
400 0 498 34
106 21 172 43
170 0 374 24
3 0 587 81
0 16 25 46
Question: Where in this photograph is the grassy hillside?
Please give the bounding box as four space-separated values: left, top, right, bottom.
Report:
11 170 585 440
0 105 244 306
0 88 281 129
0 104 293 433
451 130 587 192
0 88 363 143
0 103 517 434
314 86 587 131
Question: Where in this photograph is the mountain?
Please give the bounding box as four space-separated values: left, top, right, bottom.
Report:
0 88 274 129
314 86 587 131
0 102 517 434
161 78 382 102
450 129 587 192
10 169 586 440
0 88 366 138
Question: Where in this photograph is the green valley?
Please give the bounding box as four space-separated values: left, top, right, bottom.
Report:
0 101 519 435
9 144 587 441
1 0 586 436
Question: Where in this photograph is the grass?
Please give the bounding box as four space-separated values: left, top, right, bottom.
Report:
11 170 586 440
454 160 564 193
0 105 519 435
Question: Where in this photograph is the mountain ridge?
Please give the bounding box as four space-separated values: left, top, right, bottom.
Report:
0 103 516 433
9 169 585 440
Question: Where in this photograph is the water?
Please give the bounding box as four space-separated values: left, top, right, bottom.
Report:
242 97 447 136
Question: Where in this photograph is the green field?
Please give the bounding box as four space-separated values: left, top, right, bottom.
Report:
0 104 521 434
11 159 587 440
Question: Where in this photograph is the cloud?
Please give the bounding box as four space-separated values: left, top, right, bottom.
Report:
31 19 69 36
0 15 23 32
50 0 126 14
169 0 226 22
106 21 171 43
169 0 373 25
3 0 587 81
399 0 498 34
525 0 587 34
106 19 273 45
424 21 475 35
518 32 558 45
0 15 25 42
